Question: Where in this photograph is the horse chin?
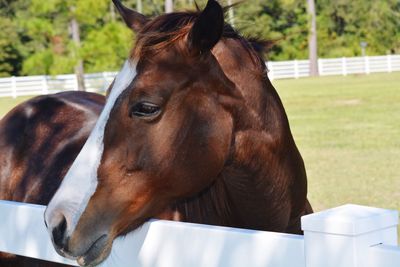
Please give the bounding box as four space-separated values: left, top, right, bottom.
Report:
75 235 112 267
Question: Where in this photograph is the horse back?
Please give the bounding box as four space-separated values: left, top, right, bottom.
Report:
0 91 104 266
0 91 104 204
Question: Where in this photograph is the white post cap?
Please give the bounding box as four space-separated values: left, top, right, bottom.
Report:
301 204 399 235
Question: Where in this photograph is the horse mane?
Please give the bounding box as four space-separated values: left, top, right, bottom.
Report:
131 10 270 72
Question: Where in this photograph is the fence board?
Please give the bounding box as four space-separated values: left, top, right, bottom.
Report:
0 201 399 267
0 201 77 266
368 245 400 267
0 55 399 97
0 200 304 267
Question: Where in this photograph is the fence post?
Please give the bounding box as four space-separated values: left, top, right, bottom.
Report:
268 62 274 81
317 58 323 76
365 56 370 74
302 204 399 267
102 72 109 92
74 75 79 91
387 54 392 73
41 76 49 95
11 76 17 99
342 57 347 76
294 60 299 79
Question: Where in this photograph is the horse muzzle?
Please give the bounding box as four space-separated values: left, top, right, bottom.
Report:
75 234 111 267
45 207 112 266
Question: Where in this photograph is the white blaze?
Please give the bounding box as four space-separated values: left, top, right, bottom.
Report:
45 60 137 233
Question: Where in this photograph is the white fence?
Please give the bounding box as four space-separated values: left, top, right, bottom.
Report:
0 54 399 98
0 200 399 267
0 72 117 98
267 54 400 80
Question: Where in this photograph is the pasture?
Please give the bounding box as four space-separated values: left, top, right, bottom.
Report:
0 72 399 214
0 95 32 117
273 72 400 212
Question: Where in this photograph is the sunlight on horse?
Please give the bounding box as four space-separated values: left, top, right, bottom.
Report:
0 92 105 267
44 0 312 266
0 1 311 266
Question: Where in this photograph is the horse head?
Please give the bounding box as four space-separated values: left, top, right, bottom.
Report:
45 1 248 265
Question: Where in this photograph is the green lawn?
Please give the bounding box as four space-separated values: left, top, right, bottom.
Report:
0 95 34 118
273 72 400 214
0 73 399 232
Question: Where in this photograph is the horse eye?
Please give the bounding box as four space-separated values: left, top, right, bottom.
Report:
130 102 161 118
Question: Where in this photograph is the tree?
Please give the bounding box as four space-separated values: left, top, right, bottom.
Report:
227 0 235 26
165 0 173 13
1 0 399 78
11 0 130 76
136 0 143 13
0 0 24 77
316 0 400 57
235 0 308 60
70 6 85 91
307 0 318 76
0 17 20 77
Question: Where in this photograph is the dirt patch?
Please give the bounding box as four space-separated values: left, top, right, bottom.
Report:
335 99 362 106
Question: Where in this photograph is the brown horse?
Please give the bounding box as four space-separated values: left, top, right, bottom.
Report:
0 91 105 267
44 0 312 266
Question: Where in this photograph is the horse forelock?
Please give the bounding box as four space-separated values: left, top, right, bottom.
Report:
131 10 268 72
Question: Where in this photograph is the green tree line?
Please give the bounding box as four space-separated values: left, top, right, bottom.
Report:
0 0 399 77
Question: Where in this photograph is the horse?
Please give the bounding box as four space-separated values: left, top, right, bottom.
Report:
0 91 105 267
43 0 312 266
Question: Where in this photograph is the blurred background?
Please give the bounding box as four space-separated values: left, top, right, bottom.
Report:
0 0 399 77
0 0 399 223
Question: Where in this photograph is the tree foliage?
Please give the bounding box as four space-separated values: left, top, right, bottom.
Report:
0 0 399 77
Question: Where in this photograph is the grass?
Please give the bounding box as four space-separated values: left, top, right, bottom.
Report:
274 72 400 240
0 95 34 118
1 73 399 235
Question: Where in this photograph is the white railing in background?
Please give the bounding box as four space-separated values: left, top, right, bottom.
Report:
0 54 399 98
267 54 400 80
0 72 118 98
0 200 399 267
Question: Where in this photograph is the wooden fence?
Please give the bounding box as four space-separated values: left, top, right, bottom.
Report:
0 54 399 98
0 200 399 267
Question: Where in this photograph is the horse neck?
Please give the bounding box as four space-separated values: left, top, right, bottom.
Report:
167 105 306 232
169 127 301 232
157 39 307 232
158 42 305 232
212 39 291 137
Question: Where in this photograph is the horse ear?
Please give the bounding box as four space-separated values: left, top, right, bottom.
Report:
188 0 224 54
112 0 148 32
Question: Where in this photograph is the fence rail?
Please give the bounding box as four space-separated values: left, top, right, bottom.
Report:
0 54 399 98
267 54 400 80
0 72 118 98
0 200 399 267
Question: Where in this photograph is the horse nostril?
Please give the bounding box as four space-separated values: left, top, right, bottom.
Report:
51 215 68 250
